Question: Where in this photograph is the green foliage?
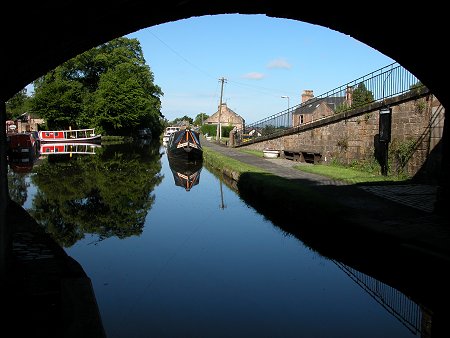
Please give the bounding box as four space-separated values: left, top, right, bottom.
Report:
6 88 31 120
194 113 209 126
221 125 234 137
200 124 218 136
31 72 85 129
336 137 348 150
389 138 417 175
335 102 350 114
262 125 276 136
30 37 164 136
351 82 374 108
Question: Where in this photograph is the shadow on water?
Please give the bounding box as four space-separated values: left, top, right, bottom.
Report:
204 162 450 338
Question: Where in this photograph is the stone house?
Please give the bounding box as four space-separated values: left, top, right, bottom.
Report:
204 103 245 131
293 89 352 126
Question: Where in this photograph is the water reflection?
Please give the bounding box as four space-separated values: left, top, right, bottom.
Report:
332 260 429 336
10 140 164 246
39 142 101 155
7 142 448 337
167 156 202 191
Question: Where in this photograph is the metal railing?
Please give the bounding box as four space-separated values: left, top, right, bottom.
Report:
234 62 424 145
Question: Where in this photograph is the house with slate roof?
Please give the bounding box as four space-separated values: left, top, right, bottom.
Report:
293 88 353 126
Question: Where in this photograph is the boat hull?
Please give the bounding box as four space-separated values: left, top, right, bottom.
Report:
38 129 101 143
167 129 203 162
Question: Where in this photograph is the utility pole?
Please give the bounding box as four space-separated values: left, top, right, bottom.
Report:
217 77 227 141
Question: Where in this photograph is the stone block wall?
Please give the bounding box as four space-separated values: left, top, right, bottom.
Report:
239 93 444 181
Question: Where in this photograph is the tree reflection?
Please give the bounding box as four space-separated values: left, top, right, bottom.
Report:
8 169 29 206
29 140 163 247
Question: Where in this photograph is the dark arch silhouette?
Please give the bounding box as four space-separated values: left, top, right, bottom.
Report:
1 1 448 214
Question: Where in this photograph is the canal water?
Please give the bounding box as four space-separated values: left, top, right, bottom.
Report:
8 141 422 337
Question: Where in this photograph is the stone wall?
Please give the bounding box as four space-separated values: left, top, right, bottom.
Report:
238 92 444 182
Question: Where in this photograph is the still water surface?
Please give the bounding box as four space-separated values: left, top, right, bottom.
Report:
9 141 421 337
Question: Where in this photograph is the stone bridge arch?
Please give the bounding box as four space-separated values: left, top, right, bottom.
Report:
1 1 448 213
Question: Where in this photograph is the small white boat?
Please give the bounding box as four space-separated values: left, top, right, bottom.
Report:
263 149 280 159
162 126 181 144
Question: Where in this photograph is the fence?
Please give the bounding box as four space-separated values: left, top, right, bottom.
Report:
234 62 424 146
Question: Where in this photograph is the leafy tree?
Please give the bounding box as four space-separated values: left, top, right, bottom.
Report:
351 82 374 108
193 113 209 126
262 125 276 136
6 88 31 120
30 37 164 136
31 70 84 129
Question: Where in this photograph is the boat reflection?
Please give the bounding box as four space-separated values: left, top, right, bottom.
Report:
168 156 203 192
8 151 38 174
40 142 101 155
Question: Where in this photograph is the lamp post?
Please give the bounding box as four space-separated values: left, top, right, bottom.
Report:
281 95 290 128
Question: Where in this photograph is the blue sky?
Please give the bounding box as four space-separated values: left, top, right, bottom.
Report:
126 14 395 124
132 15 394 124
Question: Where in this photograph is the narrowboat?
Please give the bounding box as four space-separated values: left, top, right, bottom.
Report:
166 128 203 161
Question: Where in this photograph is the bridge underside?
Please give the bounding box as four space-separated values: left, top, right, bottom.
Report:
1 1 449 215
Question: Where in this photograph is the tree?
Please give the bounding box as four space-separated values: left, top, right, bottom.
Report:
31 70 84 129
30 37 164 136
194 112 209 126
351 82 374 108
6 88 31 120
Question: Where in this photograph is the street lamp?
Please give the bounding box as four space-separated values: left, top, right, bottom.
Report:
281 95 290 127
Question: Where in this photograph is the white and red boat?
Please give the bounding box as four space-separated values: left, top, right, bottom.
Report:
38 128 101 143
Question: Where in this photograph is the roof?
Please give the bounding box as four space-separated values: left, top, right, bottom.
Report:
294 96 346 115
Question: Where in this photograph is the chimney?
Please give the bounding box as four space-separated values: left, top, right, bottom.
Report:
345 86 353 106
301 90 314 103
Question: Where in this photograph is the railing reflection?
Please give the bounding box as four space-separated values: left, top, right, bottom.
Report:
333 260 430 337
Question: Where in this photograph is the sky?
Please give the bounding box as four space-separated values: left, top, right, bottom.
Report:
33 14 396 125
126 14 395 123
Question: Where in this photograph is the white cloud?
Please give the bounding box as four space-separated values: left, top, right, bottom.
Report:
267 58 292 69
242 72 265 80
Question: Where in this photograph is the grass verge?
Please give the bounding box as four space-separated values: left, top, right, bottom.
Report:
202 146 346 223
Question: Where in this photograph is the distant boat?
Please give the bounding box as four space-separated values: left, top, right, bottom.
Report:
168 156 203 191
6 132 40 157
166 128 203 161
162 126 181 144
38 128 101 143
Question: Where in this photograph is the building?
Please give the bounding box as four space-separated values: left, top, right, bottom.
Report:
204 103 245 131
293 88 352 126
